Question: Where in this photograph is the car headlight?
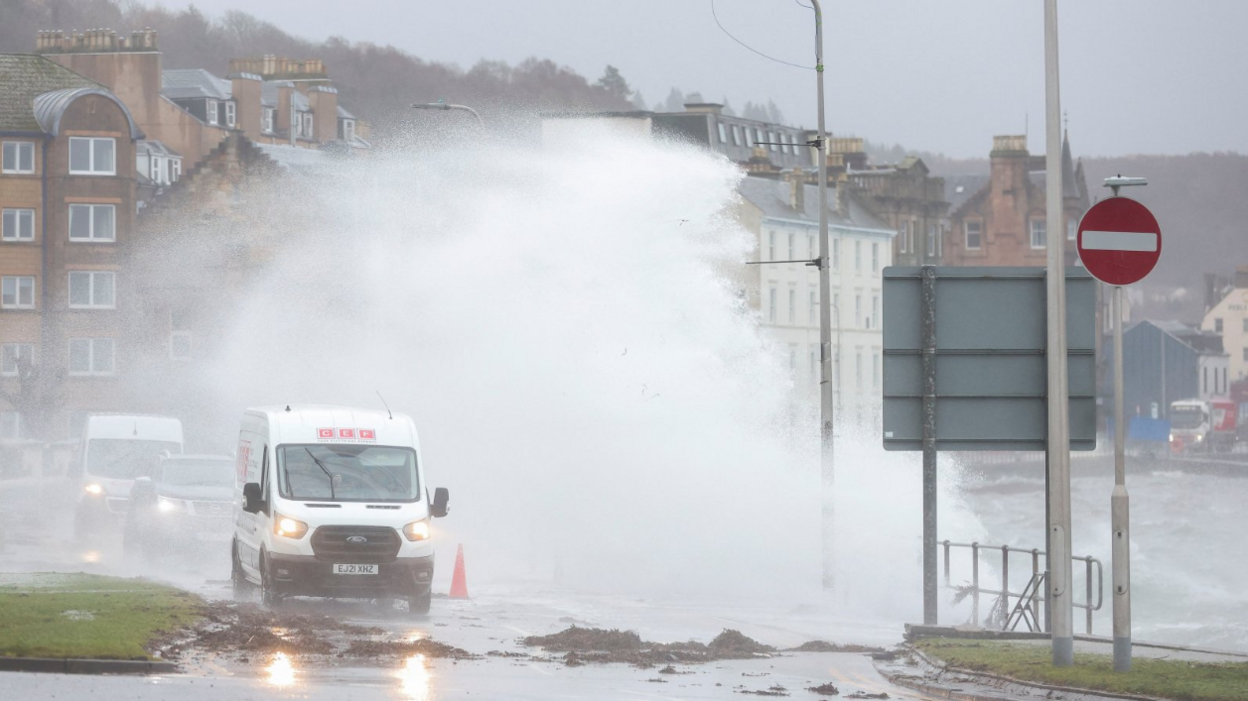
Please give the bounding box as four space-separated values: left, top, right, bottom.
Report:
273 513 309 539
1195 434 1204 442
84 483 103 496
403 519 431 542
157 496 186 513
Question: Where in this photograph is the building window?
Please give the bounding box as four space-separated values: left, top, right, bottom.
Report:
855 294 862 327
768 231 775 261
171 159 181 182
2 141 35 174
788 232 795 260
965 220 982 250
68 338 115 376
898 226 909 253
926 225 937 257
343 119 356 142
808 234 816 260
809 289 817 325
302 113 314 138
205 99 219 125
0 411 25 442
1067 219 1077 241
1214 318 1223 333
780 133 790 154
1 343 34 377
1 276 35 308
768 131 777 152
225 101 237 127
68 204 116 242
150 155 162 182
788 288 796 324
768 287 777 323
855 241 862 271
832 239 840 269
731 124 741 146
170 331 192 361
871 242 879 273
263 108 275 133
1030 219 1047 249
856 349 863 391
2 209 35 241
717 122 728 144
69 137 116 175
872 295 879 329
68 271 115 309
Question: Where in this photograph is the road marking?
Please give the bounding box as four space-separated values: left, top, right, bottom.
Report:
1081 230 1157 252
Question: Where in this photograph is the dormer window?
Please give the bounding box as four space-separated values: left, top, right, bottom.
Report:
262 108 275 134
205 99 218 125
343 119 356 142
225 101 236 128
302 113 314 139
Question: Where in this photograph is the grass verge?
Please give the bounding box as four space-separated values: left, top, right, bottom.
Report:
0 573 201 660
916 638 1248 701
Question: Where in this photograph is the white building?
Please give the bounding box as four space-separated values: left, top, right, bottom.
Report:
1201 270 1248 383
737 174 896 426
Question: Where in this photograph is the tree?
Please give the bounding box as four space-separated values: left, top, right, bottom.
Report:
721 97 736 117
766 99 785 124
742 101 769 121
630 90 648 111
662 88 686 113
594 65 631 103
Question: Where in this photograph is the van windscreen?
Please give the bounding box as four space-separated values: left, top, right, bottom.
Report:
277 445 419 502
87 439 182 479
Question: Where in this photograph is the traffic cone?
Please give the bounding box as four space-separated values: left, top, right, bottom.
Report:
448 544 469 599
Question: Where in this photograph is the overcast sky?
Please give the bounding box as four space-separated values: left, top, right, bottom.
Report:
163 0 1246 158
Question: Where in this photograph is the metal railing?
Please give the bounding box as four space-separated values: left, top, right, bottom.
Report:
941 540 1103 634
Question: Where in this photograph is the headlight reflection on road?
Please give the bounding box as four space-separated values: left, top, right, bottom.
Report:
397 654 430 701
267 651 296 687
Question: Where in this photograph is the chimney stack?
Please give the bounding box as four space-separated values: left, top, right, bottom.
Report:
230 72 263 139
786 168 806 213
307 86 339 144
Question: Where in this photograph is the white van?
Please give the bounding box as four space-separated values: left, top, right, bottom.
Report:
231 405 449 614
73 415 184 538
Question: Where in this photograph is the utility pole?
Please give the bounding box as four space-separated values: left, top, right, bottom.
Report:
809 0 836 592
1043 0 1074 668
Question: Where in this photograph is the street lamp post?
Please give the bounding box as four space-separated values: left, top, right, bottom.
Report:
808 0 836 592
411 101 486 128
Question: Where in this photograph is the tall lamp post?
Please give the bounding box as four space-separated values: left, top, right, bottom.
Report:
411 101 486 128
808 0 836 592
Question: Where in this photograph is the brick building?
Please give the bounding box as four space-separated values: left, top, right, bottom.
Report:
0 54 141 450
944 134 1089 267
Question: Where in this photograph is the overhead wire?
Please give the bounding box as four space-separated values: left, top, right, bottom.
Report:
709 0 815 71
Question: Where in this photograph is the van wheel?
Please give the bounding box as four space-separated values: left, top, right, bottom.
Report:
232 542 255 601
408 587 431 616
259 553 283 609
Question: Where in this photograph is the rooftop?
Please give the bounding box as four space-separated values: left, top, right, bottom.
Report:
162 68 232 101
737 175 893 233
0 54 101 132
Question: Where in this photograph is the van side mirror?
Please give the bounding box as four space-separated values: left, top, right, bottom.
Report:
242 482 264 514
431 487 449 518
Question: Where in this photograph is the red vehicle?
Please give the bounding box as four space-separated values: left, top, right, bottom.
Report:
1169 398 1238 453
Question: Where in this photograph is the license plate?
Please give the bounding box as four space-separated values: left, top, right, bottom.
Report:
334 564 378 575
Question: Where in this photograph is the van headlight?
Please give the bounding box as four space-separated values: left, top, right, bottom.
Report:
403 519 431 542
273 513 309 539
157 496 186 513
84 483 103 496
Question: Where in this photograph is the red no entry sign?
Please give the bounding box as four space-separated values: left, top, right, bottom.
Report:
1076 197 1161 286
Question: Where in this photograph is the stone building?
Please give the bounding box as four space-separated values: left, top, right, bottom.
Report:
0 54 141 453
1201 266 1248 383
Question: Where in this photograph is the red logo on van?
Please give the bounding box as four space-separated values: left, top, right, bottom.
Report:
338 428 356 439
317 428 335 439
358 429 376 440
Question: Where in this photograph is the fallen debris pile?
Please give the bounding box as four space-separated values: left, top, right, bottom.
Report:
522 626 776 666
807 682 840 696
790 641 887 654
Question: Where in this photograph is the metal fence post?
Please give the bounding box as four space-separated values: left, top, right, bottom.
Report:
943 540 951 588
1032 549 1041 626
1086 556 1094 635
1001 545 1010 627
921 265 939 625
971 541 980 626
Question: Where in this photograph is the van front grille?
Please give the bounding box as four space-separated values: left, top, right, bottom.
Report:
310 525 401 564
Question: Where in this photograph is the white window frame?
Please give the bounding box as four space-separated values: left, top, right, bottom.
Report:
68 338 115 376
1066 219 1077 241
1 343 34 377
302 113 314 138
68 204 116 242
2 141 35 174
832 239 839 269
788 288 796 324
205 99 219 125
768 287 777 323
965 220 982 250
68 137 116 175
871 242 879 272
855 294 862 327
2 208 35 241
170 331 192 361
787 232 795 260
225 101 237 128
1 276 35 309
717 122 728 144
926 225 936 257
263 108 275 133
731 124 741 146
0 411 25 442
898 227 909 253
855 241 862 272
150 155 162 183
1030 218 1047 249
68 271 116 309
171 159 182 182
343 119 355 142
768 231 775 261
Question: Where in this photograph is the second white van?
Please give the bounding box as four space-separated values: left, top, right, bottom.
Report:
231 405 449 614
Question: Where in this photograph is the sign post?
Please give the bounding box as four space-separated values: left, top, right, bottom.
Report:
1077 180 1161 673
